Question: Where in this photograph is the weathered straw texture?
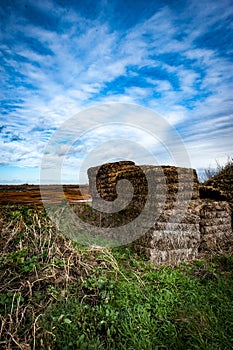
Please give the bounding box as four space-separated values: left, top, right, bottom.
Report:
87 161 233 264
199 200 232 252
201 160 233 226
88 162 199 208
133 199 202 264
147 247 198 265
203 160 233 203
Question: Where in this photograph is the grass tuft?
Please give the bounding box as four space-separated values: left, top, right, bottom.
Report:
0 204 233 349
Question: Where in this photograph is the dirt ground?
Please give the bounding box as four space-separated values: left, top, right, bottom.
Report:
0 184 91 204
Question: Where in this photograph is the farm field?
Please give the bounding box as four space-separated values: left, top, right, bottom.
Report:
0 184 91 204
1 0 233 347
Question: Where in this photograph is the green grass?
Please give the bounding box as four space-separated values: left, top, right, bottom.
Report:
41 251 233 350
0 204 233 349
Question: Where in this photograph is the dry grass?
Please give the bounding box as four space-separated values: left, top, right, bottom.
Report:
1 204 233 350
0 204 114 349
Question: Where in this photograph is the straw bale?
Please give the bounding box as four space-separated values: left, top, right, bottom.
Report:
149 230 200 250
87 160 232 264
199 232 227 251
201 200 231 212
216 210 232 218
155 222 199 231
89 162 200 214
158 210 200 224
200 217 231 226
156 199 202 212
199 185 227 200
203 160 233 204
200 224 232 235
90 164 148 204
200 210 230 220
146 247 198 264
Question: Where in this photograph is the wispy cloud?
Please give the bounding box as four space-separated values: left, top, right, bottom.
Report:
0 0 233 183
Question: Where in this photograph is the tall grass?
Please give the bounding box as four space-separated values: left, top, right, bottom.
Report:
0 204 233 349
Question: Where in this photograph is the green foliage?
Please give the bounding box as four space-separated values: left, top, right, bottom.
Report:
0 291 24 314
40 254 233 350
0 204 233 350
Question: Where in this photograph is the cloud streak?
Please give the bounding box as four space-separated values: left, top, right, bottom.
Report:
0 0 233 183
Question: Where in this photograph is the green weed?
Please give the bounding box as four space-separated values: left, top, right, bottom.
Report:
0 204 232 350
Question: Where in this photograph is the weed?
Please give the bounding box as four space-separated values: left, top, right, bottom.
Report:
0 204 233 349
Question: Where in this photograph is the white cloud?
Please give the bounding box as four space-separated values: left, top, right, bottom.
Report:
1 0 233 183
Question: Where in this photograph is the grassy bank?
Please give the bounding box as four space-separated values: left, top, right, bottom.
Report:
0 205 233 349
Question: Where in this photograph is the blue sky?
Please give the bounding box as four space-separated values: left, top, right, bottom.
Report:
0 0 233 184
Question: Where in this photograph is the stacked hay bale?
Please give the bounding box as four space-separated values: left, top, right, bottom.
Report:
88 161 201 263
203 159 233 204
87 161 149 228
199 200 232 253
134 166 201 264
88 161 147 209
202 160 233 230
87 161 233 263
199 160 233 253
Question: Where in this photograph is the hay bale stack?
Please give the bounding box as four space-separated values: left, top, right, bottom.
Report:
87 161 233 263
133 199 202 264
203 160 233 203
88 161 201 263
88 162 198 218
88 161 137 201
200 160 233 239
88 162 199 210
132 166 201 264
88 161 148 216
199 200 232 252
199 185 227 201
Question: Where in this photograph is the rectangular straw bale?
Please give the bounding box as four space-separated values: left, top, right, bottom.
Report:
201 200 231 212
201 208 230 219
200 234 219 251
200 217 231 226
155 221 199 231
147 247 198 264
158 210 200 224
150 230 200 250
216 211 232 218
200 224 232 235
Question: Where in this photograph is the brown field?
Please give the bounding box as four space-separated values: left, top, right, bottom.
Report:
0 184 91 204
